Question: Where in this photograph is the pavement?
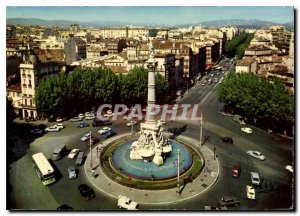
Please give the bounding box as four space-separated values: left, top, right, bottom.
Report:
84 133 219 205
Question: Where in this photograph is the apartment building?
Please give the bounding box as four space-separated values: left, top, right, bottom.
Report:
19 49 65 119
64 35 87 65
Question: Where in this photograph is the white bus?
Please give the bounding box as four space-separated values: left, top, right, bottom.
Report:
32 152 56 185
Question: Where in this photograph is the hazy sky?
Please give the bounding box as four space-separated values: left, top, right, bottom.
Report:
6 6 294 25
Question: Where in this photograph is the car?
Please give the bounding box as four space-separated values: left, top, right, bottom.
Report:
77 122 90 128
56 117 63 123
201 82 206 86
117 195 138 210
68 166 77 179
78 184 95 200
75 152 84 166
70 117 82 122
56 204 73 210
232 165 241 178
127 120 137 127
81 133 91 141
250 172 261 185
68 149 80 159
204 206 228 210
98 127 112 135
286 165 293 173
103 130 117 138
45 126 60 132
30 128 44 135
210 73 214 77
218 196 240 207
220 136 233 144
246 185 255 199
84 112 91 117
85 136 100 146
92 119 112 127
247 150 265 160
55 123 65 129
78 113 85 119
241 127 252 134
208 78 212 82
85 115 95 120
214 78 218 83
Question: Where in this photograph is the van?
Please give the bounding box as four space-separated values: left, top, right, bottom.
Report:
250 172 261 185
52 144 67 161
76 152 84 166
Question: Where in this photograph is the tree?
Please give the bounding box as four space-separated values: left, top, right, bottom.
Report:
218 72 294 134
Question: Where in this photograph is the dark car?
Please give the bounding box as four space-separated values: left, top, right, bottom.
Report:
78 184 95 201
77 122 90 128
56 204 73 210
92 119 112 127
220 136 233 144
103 130 117 138
85 136 100 146
30 128 44 135
218 196 240 207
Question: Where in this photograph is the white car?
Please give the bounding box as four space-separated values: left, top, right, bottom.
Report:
247 150 265 161
246 185 255 199
55 123 65 129
81 133 91 141
117 195 138 210
241 127 252 134
127 121 137 127
68 149 80 159
45 126 60 132
250 172 261 185
286 165 293 173
84 112 90 117
85 114 96 120
56 117 63 122
98 127 112 135
78 113 85 119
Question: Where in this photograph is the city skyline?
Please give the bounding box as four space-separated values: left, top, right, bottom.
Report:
6 6 294 26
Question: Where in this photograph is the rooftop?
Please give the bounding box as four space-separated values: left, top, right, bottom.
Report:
236 58 256 66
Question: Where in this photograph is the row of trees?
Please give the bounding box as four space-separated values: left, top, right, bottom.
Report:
217 72 294 134
225 33 254 58
35 67 168 117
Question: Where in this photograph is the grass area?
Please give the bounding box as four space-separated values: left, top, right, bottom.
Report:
100 136 204 190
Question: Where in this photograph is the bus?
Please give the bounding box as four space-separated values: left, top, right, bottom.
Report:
32 152 56 185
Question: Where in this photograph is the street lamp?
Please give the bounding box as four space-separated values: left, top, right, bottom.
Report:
176 149 180 196
200 114 203 148
89 130 93 169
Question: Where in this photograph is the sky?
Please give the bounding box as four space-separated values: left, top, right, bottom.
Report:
6 6 294 25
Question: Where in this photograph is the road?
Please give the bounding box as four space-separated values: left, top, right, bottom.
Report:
8 58 294 210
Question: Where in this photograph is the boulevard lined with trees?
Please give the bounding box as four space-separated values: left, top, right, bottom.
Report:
225 33 254 59
35 67 168 118
217 72 294 135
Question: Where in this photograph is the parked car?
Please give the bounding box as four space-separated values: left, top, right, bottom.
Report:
232 165 241 178
78 113 85 119
85 115 95 120
127 121 137 127
85 136 99 146
247 150 265 160
55 123 65 129
204 206 227 210
30 128 44 135
218 196 240 207
246 185 255 199
117 195 138 210
84 112 91 117
286 165 293 173
77 122 90 128
75 152 84 166
103 130 117 138
56 117 67 122
92 119 112 127
68 149 80 159
241 127 252 134
68 166 77 179
45 126 60 132
70 117 82 122
220 136 233 144
250 172 261 185
78 184 95 200
98 127 112 135
81 133 91 141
